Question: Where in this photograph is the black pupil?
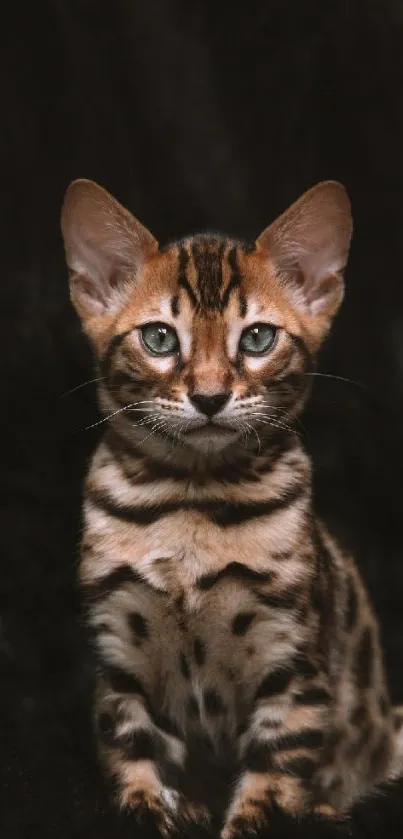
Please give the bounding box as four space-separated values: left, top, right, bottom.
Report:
251 328 260 345
157 328 168 346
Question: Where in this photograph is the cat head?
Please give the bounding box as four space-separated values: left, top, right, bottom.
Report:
61 179 352 455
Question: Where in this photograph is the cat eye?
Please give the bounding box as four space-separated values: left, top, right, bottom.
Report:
140 323 179 356
239 323 277 356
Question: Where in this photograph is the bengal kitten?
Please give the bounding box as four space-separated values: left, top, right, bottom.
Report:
61 180 403 838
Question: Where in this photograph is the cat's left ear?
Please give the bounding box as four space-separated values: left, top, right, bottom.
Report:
61 179 158 324
256 181 352 322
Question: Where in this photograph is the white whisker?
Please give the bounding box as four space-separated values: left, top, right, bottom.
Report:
60 376 107 398
234 401 284 413
81 403 145 431
138 418 169 446
252 417 299 436
81 400 167 432
247 410 294 429
301 372 365 389
244 421 262 454
236 420 249 448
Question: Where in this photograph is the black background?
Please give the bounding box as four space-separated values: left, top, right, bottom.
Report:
2 1 403 837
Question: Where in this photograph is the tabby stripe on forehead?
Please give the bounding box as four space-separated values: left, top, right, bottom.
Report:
171 294 180 317
190 239 225 310
171 244 189 315
87 479 305 526
177 243 199 310
226 246 247 316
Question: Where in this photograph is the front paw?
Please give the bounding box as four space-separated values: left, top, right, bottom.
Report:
178 798 212 836
221 798 269 839
121 786 179 837
122 787 210 837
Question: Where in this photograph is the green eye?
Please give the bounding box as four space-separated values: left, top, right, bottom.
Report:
239 323 277 355
140 323 179 356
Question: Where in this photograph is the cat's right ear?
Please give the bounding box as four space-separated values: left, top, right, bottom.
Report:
61 179 158 323
256 181 352 328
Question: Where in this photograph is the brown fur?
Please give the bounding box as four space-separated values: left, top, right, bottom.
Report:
61 179 403 838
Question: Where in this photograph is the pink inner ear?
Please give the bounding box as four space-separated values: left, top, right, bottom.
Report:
292 259 333 306
109 268 126 290
293 268 306 291
316 273 339 299
70 273 106 312
78 276 100 300
61 179 159 322
256 182 352 322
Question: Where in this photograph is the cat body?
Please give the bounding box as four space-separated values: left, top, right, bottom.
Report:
61 180 403 837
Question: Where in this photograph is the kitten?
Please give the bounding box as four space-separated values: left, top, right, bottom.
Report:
61 179 403 838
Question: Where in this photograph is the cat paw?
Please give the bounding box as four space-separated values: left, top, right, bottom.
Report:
178 800 212 836
121 787 178 836
221 799 268 839
122 787 210 837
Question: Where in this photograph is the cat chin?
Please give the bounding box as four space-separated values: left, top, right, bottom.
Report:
181 426 240 453
126 422 240 458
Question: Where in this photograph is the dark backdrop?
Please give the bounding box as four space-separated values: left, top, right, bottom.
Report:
1 1 403 837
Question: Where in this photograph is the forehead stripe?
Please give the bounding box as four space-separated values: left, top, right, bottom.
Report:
177 243 199 310
226 246 247 316
191 238 225 310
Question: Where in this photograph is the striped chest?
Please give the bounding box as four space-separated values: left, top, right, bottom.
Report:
82 469 311 596
83 445 313 742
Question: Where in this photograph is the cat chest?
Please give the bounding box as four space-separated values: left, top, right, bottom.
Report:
92 567 304 743
86 507 309 740
162 581 302 735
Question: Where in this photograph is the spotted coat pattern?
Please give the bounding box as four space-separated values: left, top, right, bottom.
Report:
61 179 403 838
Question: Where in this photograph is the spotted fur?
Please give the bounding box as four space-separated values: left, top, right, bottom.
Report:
61 179 403 838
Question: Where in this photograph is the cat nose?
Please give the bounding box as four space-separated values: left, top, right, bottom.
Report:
189 392 230 418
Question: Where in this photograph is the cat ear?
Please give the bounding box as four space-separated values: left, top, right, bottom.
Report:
61 179 158 321
256 181 352 321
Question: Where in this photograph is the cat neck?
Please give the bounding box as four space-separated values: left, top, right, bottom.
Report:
104 419 310 493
